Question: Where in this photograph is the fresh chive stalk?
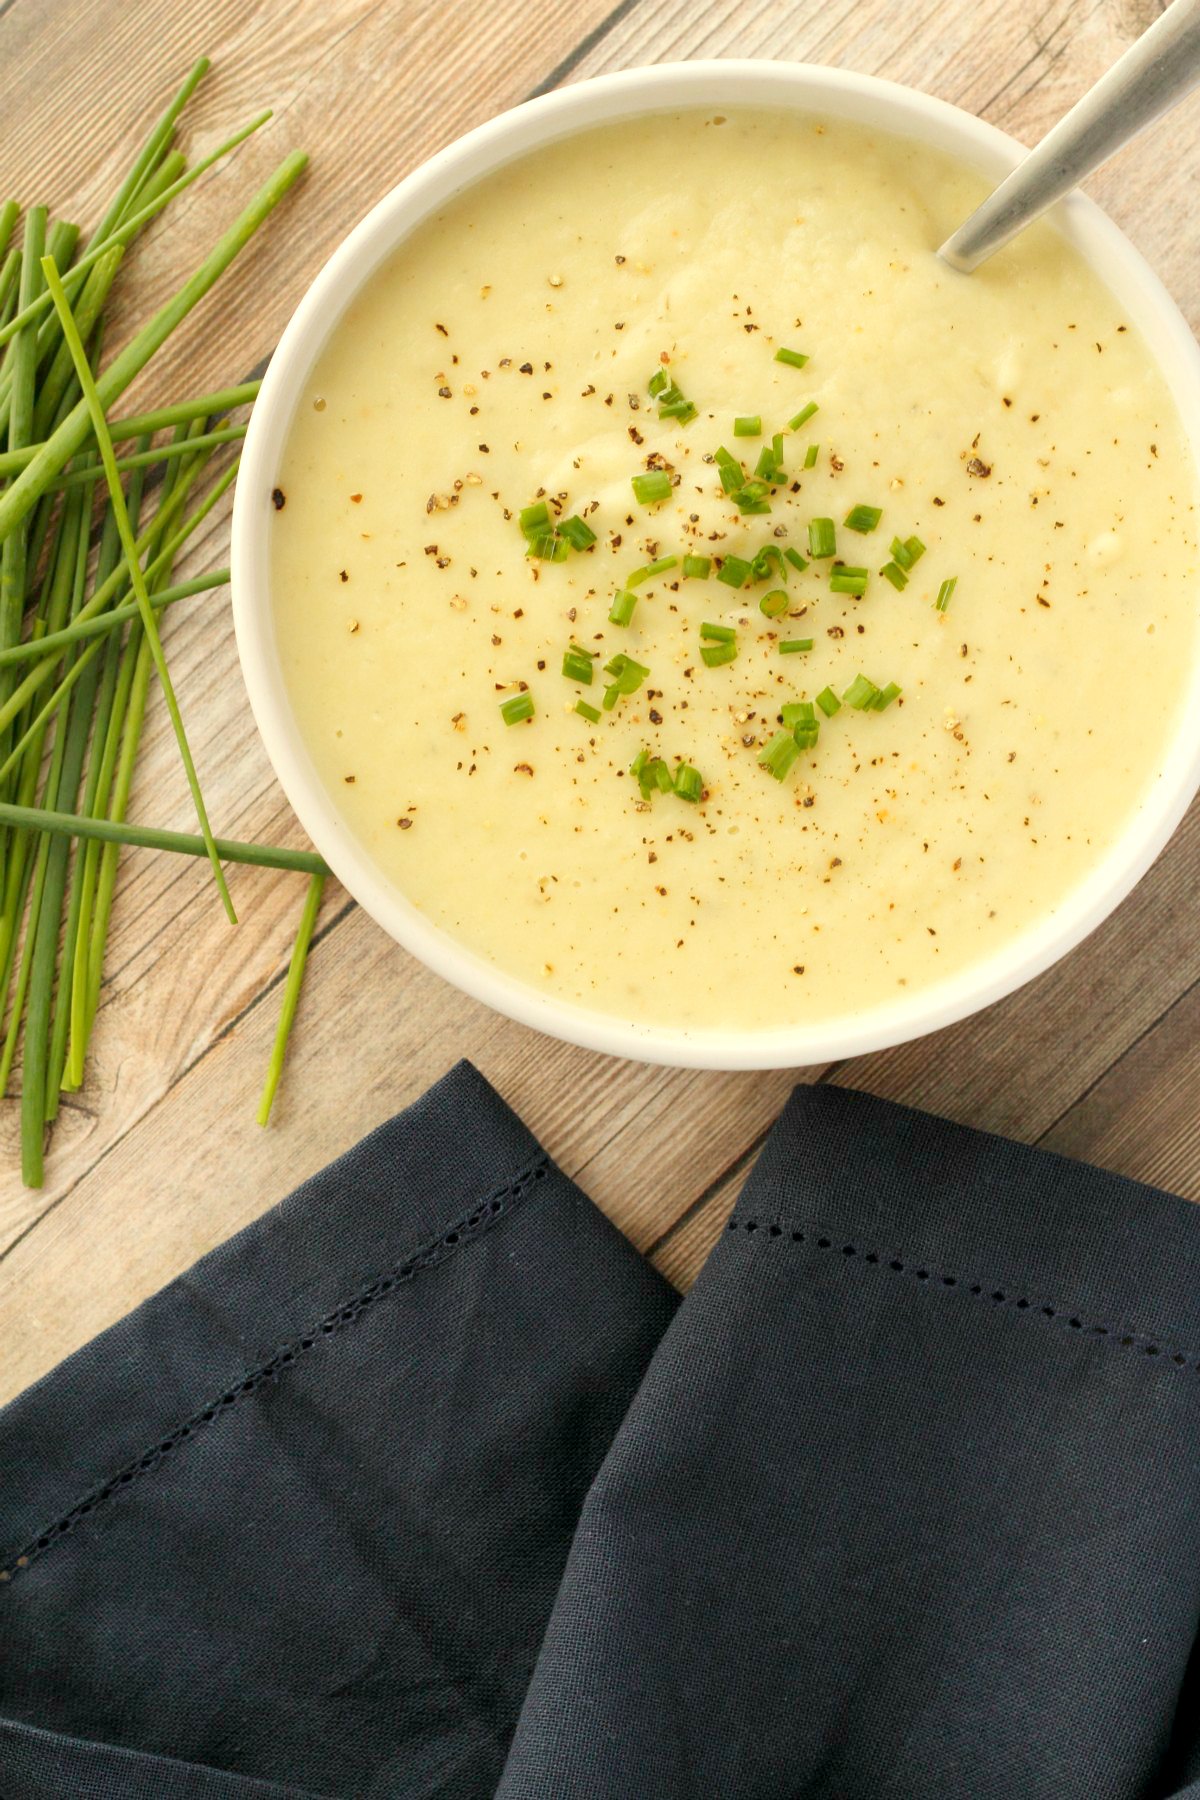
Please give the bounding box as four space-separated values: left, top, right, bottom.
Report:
257 872 325 1126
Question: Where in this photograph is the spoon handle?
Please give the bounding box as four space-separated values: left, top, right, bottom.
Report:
939 0 1200 272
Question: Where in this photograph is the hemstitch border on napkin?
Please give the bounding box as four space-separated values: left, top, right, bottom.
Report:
0 1154 550 1590
727 1212 1200 1374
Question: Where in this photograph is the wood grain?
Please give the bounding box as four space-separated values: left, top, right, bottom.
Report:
1 0 1198 1396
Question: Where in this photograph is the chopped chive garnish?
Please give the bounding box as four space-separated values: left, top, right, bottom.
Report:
781 701 816 729
654 760 674 794
788 402 818 431
807 517 836 559
736 479 771 505
525 529 570 562
890 534 927 572
604 653 649 692
701 640 738 668
562 647 594 684
519 500 551 535
715 448 744 495
779 638 814 654
736 497 772 516
631 469 672 505
602 685 621 711
627 554 678 587
717 554 753 589
880 560 909 591
783 547 809 572
803 443 819 469
700 622 736 642
872 681 902 710
751 545 788 583
682 554 711 579
759 731 801 780
674 763 703 803
559 513 597 549
575 699 601 723
648 369 668 397
760 588 788 618
774 347 809 368
844 504 882 534
660 398 698 423
935 576 957 612
842 673 880 710
609 588 638 626
733 415 761 437
793 722 820 751
830 565 869 595
754 446 778 479
500 692 534 725
649 368 698 423
816 685 841 716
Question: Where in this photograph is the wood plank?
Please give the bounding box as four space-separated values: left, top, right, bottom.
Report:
1039 978 1200 1198
4 0 1200 1401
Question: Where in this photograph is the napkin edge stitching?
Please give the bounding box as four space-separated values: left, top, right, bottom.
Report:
726 1213 1200 1372
0 1154 550 1590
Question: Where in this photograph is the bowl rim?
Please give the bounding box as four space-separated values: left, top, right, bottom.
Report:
231 58 1200 1071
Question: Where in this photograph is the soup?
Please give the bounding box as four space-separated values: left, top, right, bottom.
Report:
270 109 1199 1033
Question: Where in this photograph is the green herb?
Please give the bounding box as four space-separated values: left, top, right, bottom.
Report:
44 257 237 923
872 681 902 710
779 638 814 654
631 469 671 505
604 653 649 693
774 347 809 368
701 640 738 668
559 513 596 549
575 699 601 723
257 871 325 1126
627 554 677 587
682 554 711 578
815 686 841 716
781 701 816 729
844 504 882 533
783 547 809 573
803 443 819 469
788 402 818 431
880 560 908 590
717 554 752 589
562 647 594 684
758 731 801 780
760 588 788 618
674 764 703 803
829 565 869 595
518 500 551 534
750 545 789 583
700 622 736 642
609 588 637 626
891 534 927 571
807 517 836 559
648 368 697 424
0 151 308 544
500 692 534 724
734 415 761 437
935 576 957 612
842 673 881 709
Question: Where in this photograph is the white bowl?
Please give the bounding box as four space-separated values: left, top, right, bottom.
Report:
232 61 1200 1070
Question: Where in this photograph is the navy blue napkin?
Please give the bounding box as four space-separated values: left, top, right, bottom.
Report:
2 1062 1199 1798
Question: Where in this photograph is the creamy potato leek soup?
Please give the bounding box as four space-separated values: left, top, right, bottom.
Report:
271 109 1199 1033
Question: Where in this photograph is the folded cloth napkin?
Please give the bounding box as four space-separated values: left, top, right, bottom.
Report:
2 1062 1200 1799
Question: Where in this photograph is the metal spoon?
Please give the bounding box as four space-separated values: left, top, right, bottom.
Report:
939 0 1200 272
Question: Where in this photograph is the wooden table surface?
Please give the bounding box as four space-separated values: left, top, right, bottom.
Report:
1 0 1197 1404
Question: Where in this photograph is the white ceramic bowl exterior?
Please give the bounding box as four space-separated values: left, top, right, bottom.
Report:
232 62 1200 1070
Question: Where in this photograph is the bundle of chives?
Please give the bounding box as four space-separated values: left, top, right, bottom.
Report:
0 62 319 1184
